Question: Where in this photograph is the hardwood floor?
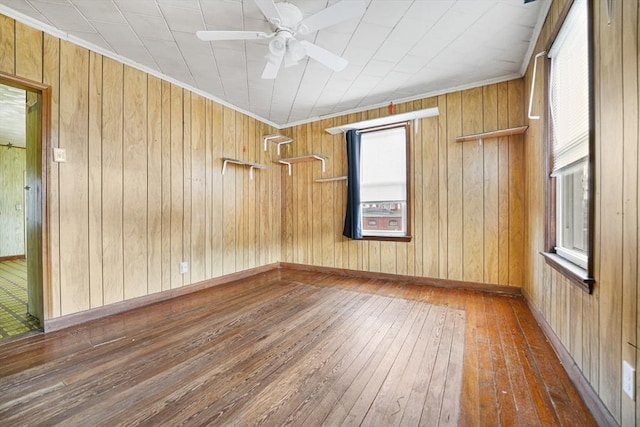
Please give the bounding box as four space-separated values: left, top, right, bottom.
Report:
0 269 595 426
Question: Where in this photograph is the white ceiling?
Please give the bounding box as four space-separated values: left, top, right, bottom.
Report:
0 0 550 127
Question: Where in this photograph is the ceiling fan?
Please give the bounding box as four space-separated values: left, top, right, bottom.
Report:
196 0 366 79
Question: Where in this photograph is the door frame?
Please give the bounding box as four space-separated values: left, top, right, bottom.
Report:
0 71 50 326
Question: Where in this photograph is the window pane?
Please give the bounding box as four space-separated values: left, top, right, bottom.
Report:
358 125 409 238
556 160 588 268
360 127 406 202
549 0 589 173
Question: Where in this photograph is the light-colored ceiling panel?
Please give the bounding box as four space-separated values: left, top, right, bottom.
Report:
3 0 551 127
124 12 173 41
2 0 45 18
158 3 204 32
361 59 394 78
143 37 185 72
27 0 95 32
68 30 111 51
91 20 152 62
374 39 412 64
201 0 244 29
157 0 200 10
361 0 411 27
74 0 126 24
113 0 161 16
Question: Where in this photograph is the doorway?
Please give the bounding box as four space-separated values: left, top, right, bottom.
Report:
0 77 45 338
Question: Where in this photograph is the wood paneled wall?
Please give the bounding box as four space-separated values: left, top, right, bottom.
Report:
523 0 640 424
280 82 526 287
0 147 25 257
0 14 281 319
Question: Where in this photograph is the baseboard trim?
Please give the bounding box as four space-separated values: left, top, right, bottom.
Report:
523 292 617 427
279 262 522 296
0 255 26 261
44 263 280 333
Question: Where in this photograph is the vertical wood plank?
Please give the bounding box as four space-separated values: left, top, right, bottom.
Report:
620 1 639 425
0 15 15 74
190 94 206 283
437 95 448 279
483 84 499 284
147 75 162 294
170 84 184 288
507 79 524 287
461 88 484 283
58 41 90 315
210 101 224 277
43 33 60 319
123 66 148 299
15 22 42 82
598 0 623 418
160 80 172 291
87 52 103 308
222 107 236 274
182 91 192 285
497 82 510 286
447 91 463 280
101 57 124 305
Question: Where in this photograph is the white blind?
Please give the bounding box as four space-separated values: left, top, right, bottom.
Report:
549 0 589 174
360 126 407 202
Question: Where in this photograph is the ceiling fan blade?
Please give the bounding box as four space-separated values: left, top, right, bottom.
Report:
262 54 283 79
254 0 283 25
196 30 271 41
298 0 366 34
299 40 347 72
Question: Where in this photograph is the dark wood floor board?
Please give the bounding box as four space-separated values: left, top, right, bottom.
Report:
1 282 328 423
347 302 436 426
275 292 396 426
484 294 518 426
208 287 390 426
0 273 291 375
125 285 365 425
494 297 561 426
389 303 448 426
360 302 438 426
492 296 542 426
438 308 465 426
509 298 598 426
0 268 597 426
460 289 483 426
320 298 423 425
297 298 412 425
0 275 304 384
419 308 458 425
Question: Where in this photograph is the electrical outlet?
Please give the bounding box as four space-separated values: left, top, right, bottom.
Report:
53 147 66 162
179 262 188 275
623 360 635 400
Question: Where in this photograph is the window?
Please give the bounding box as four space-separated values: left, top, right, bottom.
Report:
544 0 593 289
360 125 409 238
342 124 411 241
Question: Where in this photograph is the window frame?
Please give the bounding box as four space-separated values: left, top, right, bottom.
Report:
542 0 595 293
359 122 412 242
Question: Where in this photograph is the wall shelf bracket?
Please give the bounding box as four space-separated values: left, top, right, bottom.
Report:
277 154 327 176
263 134 293 155
455 126 528 143
221 157 270 179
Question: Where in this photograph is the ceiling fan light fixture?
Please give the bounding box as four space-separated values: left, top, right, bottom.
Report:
288 39 306 61
268 34 287 56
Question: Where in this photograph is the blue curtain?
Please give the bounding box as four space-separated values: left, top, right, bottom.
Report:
343 129 362 239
